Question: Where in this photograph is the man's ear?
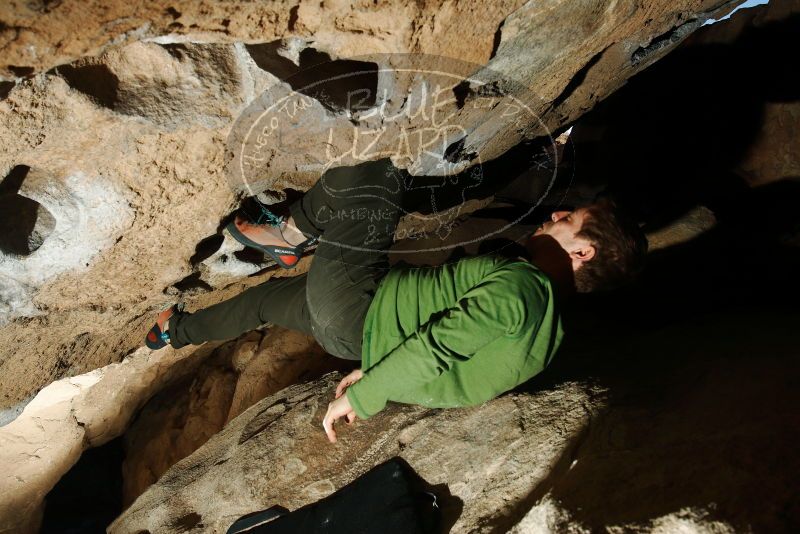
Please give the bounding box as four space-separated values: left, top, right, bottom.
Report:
571 244 596 263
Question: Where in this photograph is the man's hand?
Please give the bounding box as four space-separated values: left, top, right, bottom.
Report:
335 369 363 398
322 369 364 443
323 394 356 443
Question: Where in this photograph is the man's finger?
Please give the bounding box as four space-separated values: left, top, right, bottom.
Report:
322 404 337 443
335 379 351 399
346 411 356 425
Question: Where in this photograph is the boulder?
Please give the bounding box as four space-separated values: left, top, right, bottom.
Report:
110 373 601 533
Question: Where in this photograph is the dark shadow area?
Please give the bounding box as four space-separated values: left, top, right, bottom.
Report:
245 41 379 114
630 19 701 66
0 164 55 256
548 180 798 524
234 247 266 265
41 438 124 533
452 79 508 110
517 208 800 529
8 65 35 77
170 271 213 294
402 135 566 217
499 10 800 529
551 46 607 109
567 13 800 230
51 63 120 109
189 234 225 266
0 164 30 194
20 0 62 15
0 80 14 99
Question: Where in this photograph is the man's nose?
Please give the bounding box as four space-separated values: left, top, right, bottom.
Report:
551 210 570 222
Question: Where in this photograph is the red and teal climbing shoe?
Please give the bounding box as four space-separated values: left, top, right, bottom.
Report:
225 205 317 269
145 304 181 350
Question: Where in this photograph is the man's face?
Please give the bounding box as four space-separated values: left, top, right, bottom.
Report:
532 208 596 272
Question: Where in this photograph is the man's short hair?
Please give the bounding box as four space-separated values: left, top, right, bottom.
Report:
574 198 648 293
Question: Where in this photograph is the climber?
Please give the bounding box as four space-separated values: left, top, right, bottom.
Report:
144 158 646 443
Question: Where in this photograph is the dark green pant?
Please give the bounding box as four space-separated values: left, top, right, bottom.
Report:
170 159 406 360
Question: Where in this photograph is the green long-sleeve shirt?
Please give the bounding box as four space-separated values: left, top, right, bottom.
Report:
346 254 564 419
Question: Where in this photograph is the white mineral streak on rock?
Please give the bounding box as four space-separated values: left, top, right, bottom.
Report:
0 277 35 325
508 495 589 534
646 206 718 251
0 170 133 324
198 231 267 283
509 499 737 534
0 344 217 533
647 508 736 534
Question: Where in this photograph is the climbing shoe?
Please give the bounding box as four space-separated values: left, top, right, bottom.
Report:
225 205 317 269
145 303 181 350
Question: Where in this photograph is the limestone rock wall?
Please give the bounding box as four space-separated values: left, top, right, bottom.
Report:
0 0 744 416
0 0 521 80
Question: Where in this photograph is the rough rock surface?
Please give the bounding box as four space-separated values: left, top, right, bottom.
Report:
111 5 800 530
121 326 340 505
0 0 523 80
0 0 742 413
0 342 223 533
112 297 800 534
567 0 800 227
111 373 603 533
0 319 341 532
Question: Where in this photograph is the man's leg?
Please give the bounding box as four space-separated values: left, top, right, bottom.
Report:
169 274 311 349
168 158 403 356
289 158 405 360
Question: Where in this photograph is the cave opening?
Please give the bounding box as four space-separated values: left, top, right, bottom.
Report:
40 438 124 534
0 165 56 256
